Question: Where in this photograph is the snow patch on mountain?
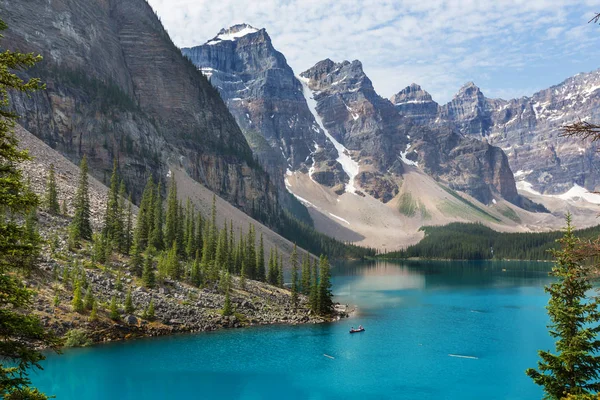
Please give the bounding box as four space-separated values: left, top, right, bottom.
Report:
207 25 259 45
298 76 360 193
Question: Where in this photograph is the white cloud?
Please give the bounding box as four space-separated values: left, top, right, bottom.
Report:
147 0 600 103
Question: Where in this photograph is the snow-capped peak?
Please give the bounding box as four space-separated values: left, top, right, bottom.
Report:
207 24 259 45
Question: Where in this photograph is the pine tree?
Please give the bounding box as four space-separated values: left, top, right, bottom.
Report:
142 255 156 288
146 299 155 321
526 215 600 398
89 300 98 322
109 296 120 321
176 200 185 256
149 183 163 251
301 251 311 295
245 224 256 279
83 286 94 311
124 289 134 314
72 281 84 313
21 206 40 274
103 159 120 247
240 259 247 290
44 163 59 214
69 155 92 245
116 180 126 252
195 211 203 259
166 241 181 280
164 174 178 249
124 194 133 255
309 258 319 313
222 288 233 317
215 222 228 272
256 233 265 282
277 254 284 288
132 176 154 252
317 255 333 316
290 244 299 309
191 250 202 287
267 248 277 285
185 200 196 259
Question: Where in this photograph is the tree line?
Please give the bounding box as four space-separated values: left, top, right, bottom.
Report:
382 222 600 261
63 158 335 317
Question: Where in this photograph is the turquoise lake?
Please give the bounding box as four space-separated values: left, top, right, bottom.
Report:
31 260 556 399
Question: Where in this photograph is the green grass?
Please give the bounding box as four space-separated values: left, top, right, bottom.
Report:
398 192 417 217
437 184 501 223
499 205 521 223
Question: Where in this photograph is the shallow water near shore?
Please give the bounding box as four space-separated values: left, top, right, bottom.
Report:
32 260 556 399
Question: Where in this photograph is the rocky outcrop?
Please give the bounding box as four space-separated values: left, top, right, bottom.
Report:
181 24 339 200
3 0 276 217
430 71 600 194
301 59 523 206
390 83 439 123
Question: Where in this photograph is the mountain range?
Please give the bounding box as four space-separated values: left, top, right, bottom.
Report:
4 1 600 251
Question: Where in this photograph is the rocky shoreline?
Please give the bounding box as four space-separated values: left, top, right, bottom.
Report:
31 251 350 347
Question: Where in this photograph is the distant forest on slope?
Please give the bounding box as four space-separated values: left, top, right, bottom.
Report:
382 223 600 261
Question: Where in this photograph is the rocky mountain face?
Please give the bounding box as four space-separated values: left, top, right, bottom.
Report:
403 72 600 195
301 59 523 206
390 83 439 124
181 25 341 196
3 0 277 218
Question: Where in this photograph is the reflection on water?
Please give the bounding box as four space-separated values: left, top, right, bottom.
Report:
332 260 553 311
32 260 559 400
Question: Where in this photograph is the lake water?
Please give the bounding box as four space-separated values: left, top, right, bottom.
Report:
31 260 556 399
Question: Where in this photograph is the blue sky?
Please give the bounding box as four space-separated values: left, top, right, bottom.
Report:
147 0 600 103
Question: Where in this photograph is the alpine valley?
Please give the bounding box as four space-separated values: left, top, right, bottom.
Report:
183 23 600 250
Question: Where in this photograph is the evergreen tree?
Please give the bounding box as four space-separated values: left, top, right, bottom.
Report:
142 254 156 288
309 258 319 313
69 155 92 245
191 250 202 287
205 194 218 265
89 300 98 322
200 233 213 283
145 299 155 321
185 200 196 259
21 206 40 274
526 216 600 398
256 233 265 282
277 254 284 288
129 244 143 277
124 194 133 255
164 174 178 249
83 286 94 311
267 248 277 285
103 159 120 247
176 200 185 256
290 244 299 309
301 251 311 295
44 163 59 214
215 222 228 272
124 289 134 314
109 296 120 321
166 241 181 280
222 286 233 316
149 183 164 251
228 221 234 272
317 255 333 316
245 224 256 279
132 176 154 252
72 281 84 313
195 211 203 259
240 259 247 290
116 180 126 252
